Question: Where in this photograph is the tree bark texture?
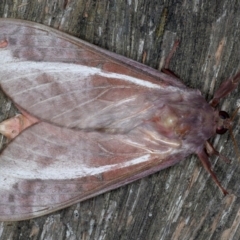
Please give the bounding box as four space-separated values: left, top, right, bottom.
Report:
0 0 240 239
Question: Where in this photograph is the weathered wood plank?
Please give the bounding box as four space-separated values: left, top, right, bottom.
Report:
0 0 239 239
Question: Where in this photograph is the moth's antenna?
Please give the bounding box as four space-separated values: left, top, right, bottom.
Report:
229 107 240 160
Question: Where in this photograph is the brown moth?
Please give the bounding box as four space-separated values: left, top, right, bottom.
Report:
0 18 239 221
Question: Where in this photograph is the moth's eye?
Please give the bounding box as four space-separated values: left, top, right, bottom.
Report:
216 111 230 134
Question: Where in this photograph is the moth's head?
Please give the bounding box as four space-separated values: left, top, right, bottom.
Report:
216 106 240 135
216 110 230 134
216 108 240 160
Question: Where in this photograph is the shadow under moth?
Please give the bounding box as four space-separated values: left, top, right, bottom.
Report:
0 18 239 221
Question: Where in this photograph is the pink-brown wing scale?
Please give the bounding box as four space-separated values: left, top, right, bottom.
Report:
0 122 187 221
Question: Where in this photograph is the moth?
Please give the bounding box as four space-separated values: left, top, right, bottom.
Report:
0 18 239 221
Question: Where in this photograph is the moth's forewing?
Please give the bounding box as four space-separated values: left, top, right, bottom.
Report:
0 122 185 221
0 18 186 129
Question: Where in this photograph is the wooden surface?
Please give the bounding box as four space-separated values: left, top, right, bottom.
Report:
0 0 240 239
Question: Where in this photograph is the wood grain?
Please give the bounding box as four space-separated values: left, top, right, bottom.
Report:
0 0 239 239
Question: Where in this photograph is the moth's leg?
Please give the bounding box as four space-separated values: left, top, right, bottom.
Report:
162 40 180 78
0 112 39 140
197 150 228 195
164 40 179 69
205 141 230 163
210 72 240 107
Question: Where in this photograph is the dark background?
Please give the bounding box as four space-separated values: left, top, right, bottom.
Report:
0 1 240 239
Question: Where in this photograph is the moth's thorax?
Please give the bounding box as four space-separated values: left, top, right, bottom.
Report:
150 89 216 149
